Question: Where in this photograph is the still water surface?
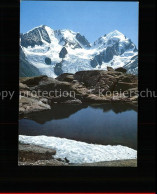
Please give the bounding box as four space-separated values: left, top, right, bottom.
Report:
19 103 137 149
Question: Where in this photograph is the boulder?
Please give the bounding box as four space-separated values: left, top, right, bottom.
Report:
107 66 114 71
19 96 50 115
20 75 48 87
31 77 72 92
19 143 56 162
56 73 74 82
74 70 117 94
62 99 82 104
19 82 30 90
115 67 127 73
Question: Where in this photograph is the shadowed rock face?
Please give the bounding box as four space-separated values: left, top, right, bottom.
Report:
90 44 119 66
89 38 136 69
93 54 103 65
124 55 138 75
20 46 41 77
104 45 117 62
20 75 48 87
115 67 127 73
59 47 68 58
90 58 98 68
74 70 119 94
45 57 51 65
56 73 74 82
107 66 114 71
20 25 51 48
76 33 91 48
54 62 63 76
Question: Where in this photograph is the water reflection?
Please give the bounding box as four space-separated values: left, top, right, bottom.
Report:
19 103 137 149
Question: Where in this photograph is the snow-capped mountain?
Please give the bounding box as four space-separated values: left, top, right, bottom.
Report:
20 25 138 77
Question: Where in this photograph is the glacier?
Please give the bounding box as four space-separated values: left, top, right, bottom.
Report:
20 25 138 77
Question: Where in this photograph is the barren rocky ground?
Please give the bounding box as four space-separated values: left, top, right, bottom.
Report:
19 68 138 115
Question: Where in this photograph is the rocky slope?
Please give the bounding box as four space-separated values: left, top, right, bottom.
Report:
20 25 138 77
20 46 41 77
19 68 138 115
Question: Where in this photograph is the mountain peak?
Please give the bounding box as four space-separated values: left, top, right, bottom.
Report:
25 25 46 34
61 29 75 33
107 30 125 38
20 25 138 77
92 30 126 48
111 29 122 34
21 25 51 48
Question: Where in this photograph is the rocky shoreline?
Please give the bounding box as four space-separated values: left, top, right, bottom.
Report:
19 68 138 166
19 68 138 115
18 143 137 167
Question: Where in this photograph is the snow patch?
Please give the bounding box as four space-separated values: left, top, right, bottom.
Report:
19 135 137 164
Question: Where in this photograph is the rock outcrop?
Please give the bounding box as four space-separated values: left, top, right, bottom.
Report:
115 67 127 73
56 73 74 82
45 57 51 65
20 25 51 48
54 62 63 76
19 96 51 115
20 26 138 77
59 47 68 58
19 143 56 162
107 66 114 71
18 143 68 166
19 70 138 115
19 76 51 114
75 33 91 48
20 46 41 77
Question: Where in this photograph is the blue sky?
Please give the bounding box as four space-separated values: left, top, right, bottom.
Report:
20 1 139 47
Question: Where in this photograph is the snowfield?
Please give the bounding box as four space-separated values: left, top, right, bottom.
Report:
19 135 137 164
20 25 138 77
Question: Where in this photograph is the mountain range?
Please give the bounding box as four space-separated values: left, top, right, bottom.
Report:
20 25 138 77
